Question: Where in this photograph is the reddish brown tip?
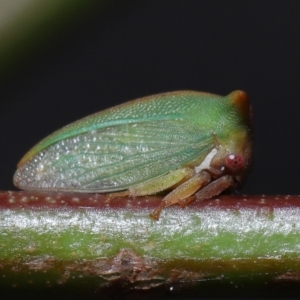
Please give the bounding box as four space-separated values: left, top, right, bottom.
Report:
228 90 251 125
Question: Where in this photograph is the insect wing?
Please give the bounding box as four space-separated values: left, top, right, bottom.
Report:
17 91 222 166
14 119 214 192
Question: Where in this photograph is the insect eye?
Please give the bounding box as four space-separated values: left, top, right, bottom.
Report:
225 154 244 172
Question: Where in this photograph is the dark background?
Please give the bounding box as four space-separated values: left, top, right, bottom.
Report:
1 1 299 195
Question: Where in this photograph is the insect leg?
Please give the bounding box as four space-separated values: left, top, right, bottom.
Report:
107 168 194 199
106 190 130 199
177 175 234 208
150 171 211 220
194 174 234 199
130 168 194 196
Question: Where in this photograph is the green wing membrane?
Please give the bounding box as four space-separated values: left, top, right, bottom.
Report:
14 120 214 192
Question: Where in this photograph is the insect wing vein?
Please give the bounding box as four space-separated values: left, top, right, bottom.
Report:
14 120 214 192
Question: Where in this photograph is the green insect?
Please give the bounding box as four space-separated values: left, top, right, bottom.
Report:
14 90 252 219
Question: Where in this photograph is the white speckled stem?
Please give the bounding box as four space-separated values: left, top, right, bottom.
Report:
0 192 300 298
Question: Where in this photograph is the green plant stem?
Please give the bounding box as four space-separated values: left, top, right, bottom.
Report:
1 191 300 298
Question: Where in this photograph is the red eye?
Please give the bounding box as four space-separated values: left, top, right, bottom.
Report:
225 154 244 172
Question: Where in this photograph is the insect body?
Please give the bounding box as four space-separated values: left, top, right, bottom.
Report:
14 90 252 219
